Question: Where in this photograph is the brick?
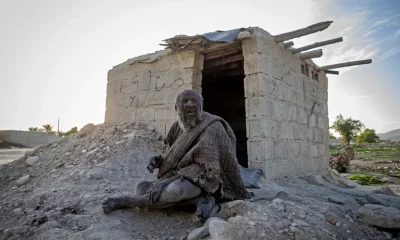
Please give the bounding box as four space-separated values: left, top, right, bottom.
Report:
313 127 323 143
288 141 301 159
273 139 289 160
287 104 297 121
123 94 137 108
246 119 281 139
104 107 118 123
118 107 136 122
297 108 308 125
244 73 276 98
309 114 317 127
310 143 319 157
245 96 274 120
281 121 294 140
136 108 155 121
155 106 176 122
248 140 274 161
273 100 289 121
300 142 310 158
137 71 152 91
248 161 264 171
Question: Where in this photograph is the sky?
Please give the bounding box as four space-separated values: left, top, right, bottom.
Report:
0 0 399 134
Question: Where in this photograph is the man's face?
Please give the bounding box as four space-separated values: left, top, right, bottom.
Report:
176 90 203 130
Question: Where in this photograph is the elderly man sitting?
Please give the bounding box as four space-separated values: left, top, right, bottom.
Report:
102 89 258 221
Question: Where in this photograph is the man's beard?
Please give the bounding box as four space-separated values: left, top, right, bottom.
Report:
178 109 202 131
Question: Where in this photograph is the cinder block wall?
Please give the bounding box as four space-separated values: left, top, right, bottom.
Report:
242 28 329 179
105 50 204 136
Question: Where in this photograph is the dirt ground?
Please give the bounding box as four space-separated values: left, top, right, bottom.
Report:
1 125 399 240
331 144 400 194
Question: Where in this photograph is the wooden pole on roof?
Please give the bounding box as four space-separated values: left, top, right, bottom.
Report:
273 21 333 42
324 70 339 75
319 59 372 70
282 41 294 49
291 37 343 53
299 49 323 60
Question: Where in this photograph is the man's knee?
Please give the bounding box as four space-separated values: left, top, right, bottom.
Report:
136 181 153 196
159 179 201 203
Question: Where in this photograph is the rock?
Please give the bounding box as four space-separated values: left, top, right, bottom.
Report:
12 208 22 214
89 143 97 150
124 132 136 140
208 219 234 240
299 210 306 219
26 156 39 166
357 204 400 229
104 126 117 135
16 175 31 186
293 219 310 227
289 226 299 233
373 187 397 196
87 148 98 157
147 125 155 132
187 226 209 240
327 217 336 225
355 197 368 206
217 200 247 219
328 196 345 205
335 222 341 227
78 123 96 137
366 195 385 206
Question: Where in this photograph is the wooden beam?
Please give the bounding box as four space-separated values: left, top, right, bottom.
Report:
291 37 343 53
203 61 243 73
203 68 244 78
324 70 339 75
204 46 242 60
273 21 333 42
282 41 294 49
319 59 372 70
299 49 323 60
204 54 244 69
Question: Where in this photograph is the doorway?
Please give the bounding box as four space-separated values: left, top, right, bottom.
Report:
201 43 248 167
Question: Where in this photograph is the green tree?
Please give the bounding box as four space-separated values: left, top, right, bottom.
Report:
42 124 53 132
329 132 337 139
330 114 364 146
28 127 39 131
64 127 78 136
356 128 380 143
41 124 56 135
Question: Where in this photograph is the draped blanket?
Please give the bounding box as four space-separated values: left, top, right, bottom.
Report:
157 112 250 201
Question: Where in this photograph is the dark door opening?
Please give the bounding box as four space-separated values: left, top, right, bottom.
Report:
201 44 248 167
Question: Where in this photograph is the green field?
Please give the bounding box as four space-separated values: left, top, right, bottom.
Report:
330 145 400 161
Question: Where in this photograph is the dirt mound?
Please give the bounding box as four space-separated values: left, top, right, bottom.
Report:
0 123 201 240
1 123 400 240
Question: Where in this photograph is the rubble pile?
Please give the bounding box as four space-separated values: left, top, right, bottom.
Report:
329 146 355 173
0 123 399 240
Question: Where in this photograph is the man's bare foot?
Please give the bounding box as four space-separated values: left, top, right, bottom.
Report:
102 197 118 214
196 196 218 222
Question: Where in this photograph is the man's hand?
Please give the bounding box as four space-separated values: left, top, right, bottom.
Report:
147 155 163 173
